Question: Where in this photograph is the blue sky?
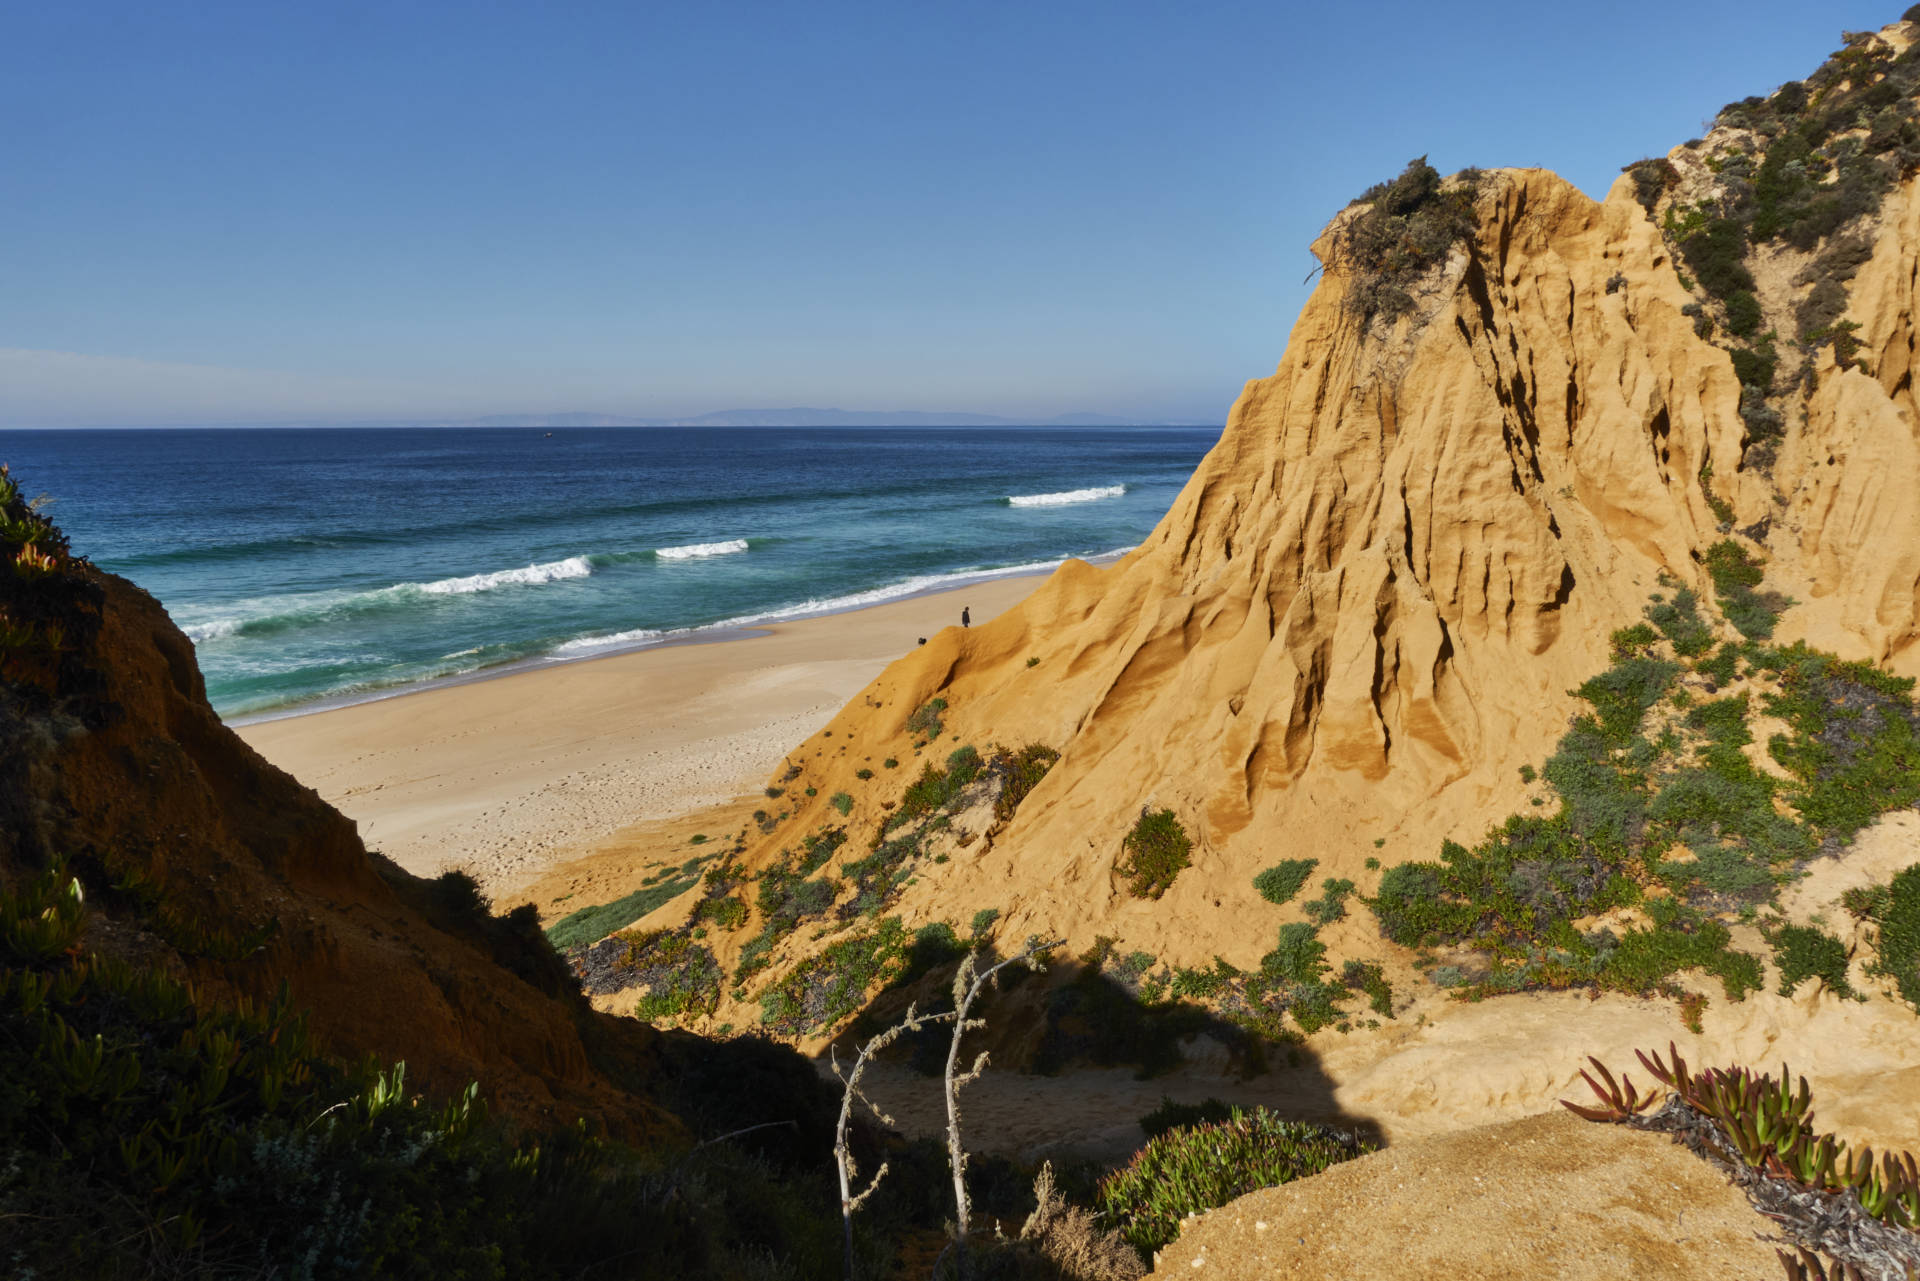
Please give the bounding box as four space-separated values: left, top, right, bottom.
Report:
0 1 1901 426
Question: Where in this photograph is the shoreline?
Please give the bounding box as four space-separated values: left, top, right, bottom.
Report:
237 568 1059 891
225 549 1125 728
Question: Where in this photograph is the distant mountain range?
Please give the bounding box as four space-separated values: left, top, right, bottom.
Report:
437 408 1210 428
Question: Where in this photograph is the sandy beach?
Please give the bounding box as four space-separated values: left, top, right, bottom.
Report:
238 572 1048 892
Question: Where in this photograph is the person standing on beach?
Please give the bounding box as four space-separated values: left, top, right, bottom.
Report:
961 606 970 628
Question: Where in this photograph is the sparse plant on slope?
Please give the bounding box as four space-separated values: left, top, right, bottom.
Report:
1117 809 1191 900
1253 858 1317 906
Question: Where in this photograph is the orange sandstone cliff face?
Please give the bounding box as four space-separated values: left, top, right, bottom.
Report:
1774 166 1920 670
721 168 1751 974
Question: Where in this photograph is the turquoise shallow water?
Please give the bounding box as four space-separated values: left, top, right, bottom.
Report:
2 426 1218 717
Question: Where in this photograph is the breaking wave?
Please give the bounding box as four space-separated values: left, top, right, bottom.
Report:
655 539 749 560
1005 485 1126 507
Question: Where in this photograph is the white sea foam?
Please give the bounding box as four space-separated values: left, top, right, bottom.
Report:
656 539 749 560
1006 485 1126 507
418 555 593 594
546 548 1134 662
184 618 242 642
553 626 664 654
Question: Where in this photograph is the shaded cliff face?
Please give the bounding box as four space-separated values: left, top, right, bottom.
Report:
709 165 1745 980
0 478 680 1137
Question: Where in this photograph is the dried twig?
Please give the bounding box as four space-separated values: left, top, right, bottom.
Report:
937 937 1061 1280
832 1001 954 1281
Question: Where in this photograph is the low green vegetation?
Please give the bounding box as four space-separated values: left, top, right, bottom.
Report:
1648 29 1920 467
605 929 724 1020
1757 645 1920 843
1096 1108 1373 1253
1118 809 1192 899
1253 858 1317 906
1705 541 1784 640
1302 877 1356 926
1768 922 1855 998
759 917 912 1038
545 861 709 950
722 737 1059 1037
830 790 853 815
1365 576 1920 1019
1854 863 1920 1009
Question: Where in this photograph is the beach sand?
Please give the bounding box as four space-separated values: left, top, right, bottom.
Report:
239 573 1045 892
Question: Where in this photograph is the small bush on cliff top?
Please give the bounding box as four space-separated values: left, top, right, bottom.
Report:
1333 156 1482 327
1118 809 1192 899
1096 1108 1373 1253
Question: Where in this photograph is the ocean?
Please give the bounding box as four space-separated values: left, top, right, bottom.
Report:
1 426 1218 719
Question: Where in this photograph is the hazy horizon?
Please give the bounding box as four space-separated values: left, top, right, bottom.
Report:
1 1 1899 429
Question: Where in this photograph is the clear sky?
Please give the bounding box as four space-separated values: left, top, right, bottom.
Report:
0 1 1902 427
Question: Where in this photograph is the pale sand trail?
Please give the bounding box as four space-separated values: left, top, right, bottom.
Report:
239 574 1042 893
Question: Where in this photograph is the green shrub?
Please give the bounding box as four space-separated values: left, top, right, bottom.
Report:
1118 809 1192 899
1261 923 1327 985
1696 641 1740 686
855 768 873 780
1769 923 1854 997
1647 587 1715 658
969 908 1000 938
1340 960 1394 1017
1867 864 1920 1008
693 895 749 931
830 792 853 816
1599 915 1763 1000
1333 157 1482 327
1096 1109 1372 1253
611 931 724 1020
1253 859 1317 906
1705 541 1783 640
1723 290 1763 337
990 743 1060 821
1762 645 1920 841
905 697 948 739
1575 657 1681 746
758 917 912 1037
1610 622 1659 659
1302 878 1356 926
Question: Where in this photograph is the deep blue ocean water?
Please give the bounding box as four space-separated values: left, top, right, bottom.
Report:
1 427 1218 718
